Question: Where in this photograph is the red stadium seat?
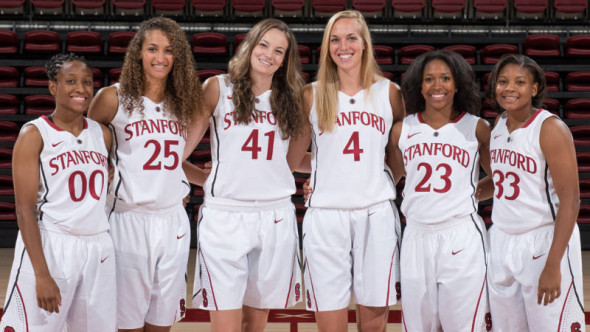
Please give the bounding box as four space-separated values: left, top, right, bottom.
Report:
233 33 247 55
0 149 12 169
352 0 386 17
564 98 590 119
480 205 492 224
399 44 434 65
24 95 55 115
152 0 185 15
565 35 590 57
374 45 394 65
298 45 311 64
271 0 305 17
391 0 425 18
554 0 587 20
523 34 560 58
0 202 16 221
0 66 19 88
0 94 19 115
192 32 228 57
112 0 146 15
192 0 225 16
565 72 590 92
578 152 590 172
541 98 559 114
67 31 103 55
0 30 18 54
24 30 61 54
300 71 311 83
109 68 122 85
311 0 345 17
92 67 103 88
514 0 548 19
579 179 590 198
481 99 500 119
24 66 48 87
108 31 135 54
191 149 211 169
473 0 507 19
72 0 105 15
0 0 25 14
232 0 265 16
195 68 226 83
0 176 14 197
0 122 19 142
31 0 65 15
443 44 476 64
544 71 560 92
480 44 518 65
381 71 394 81
432 0 465 19
578 205 590 224
570 126 590 146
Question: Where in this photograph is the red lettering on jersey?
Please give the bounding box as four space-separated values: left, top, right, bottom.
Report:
49 151 108 175
335 111 385 135
5 327 16 332
223 110 278 130
403 143 470 168
490 149 537 174
124 119 187 141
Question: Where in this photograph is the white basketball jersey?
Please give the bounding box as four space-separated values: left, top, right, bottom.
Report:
490 109 559 234
307 79 396 209
31 116 109 235
109 83 190 211
398 112 481 224
203 74 295 205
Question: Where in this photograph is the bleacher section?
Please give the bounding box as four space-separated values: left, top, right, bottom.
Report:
1 0 590 248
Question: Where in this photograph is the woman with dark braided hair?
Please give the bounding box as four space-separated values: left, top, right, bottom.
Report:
181 18 305 332
88 17 203 332
0 53 115 331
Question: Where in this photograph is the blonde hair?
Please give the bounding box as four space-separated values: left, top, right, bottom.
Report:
316 10 382 132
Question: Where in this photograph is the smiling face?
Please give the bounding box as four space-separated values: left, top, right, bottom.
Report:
140 29 174 82
328 17 365 72
249 28 288 78
49 60 93 114
494 63 538 114
421 58 456 113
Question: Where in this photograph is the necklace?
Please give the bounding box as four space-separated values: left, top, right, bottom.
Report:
507 108 537 143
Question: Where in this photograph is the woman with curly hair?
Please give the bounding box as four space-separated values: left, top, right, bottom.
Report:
287 10 405 331
88 17 203 332
181 18 304 332
392 49 492 331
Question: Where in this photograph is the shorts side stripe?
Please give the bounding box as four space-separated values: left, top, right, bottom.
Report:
198 248 219 311
566 244 584 312
16 284 29 332
557 281 574 331
470 276 486 332
305 257 319 311
283 250 297 308
3 247 26 314
385 245 398 306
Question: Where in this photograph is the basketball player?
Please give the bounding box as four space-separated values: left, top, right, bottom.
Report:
87 17 203 332
0 53 115 331
181 19 304 332
486 54 585 331
287 10 405 332
392 50 492 331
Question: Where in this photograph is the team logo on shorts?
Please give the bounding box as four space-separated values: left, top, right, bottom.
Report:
485 313 492 331
295 283 301 301
179 299 186 317
202 289 209 308
306 290 312 308
4 327 15 332
395 282 401 301
572 322 582 331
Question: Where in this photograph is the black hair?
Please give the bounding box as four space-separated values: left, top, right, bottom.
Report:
45 53 91 82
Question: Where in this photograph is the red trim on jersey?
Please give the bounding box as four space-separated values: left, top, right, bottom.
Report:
471 276 486 331
417 112 425 123
199 248 219 311
41 115 64 132
450 111 466 123
521 108 544 128
82 117 88 129
305 257 320 311
16 283 29 332
557 281 574 331
385 245 398 306
283 252 297 308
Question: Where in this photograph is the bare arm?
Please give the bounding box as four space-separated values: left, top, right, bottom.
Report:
475 118 493 201
537 117 580 305
182 77 218 186
87 86 119 126
385 81 406 184
287 84 313 173
13 125 62 313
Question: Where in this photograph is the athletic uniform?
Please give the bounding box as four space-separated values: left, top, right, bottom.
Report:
192 74 301 310
488 109 585 331
108 84 191 328
397 112 490 332
0 116 115 332
303 79 401 311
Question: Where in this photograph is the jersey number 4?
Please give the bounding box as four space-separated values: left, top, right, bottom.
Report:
242 129 275 160
343 131 364 161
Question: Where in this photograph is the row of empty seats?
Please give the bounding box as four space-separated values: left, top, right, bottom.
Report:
1 0 589 20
